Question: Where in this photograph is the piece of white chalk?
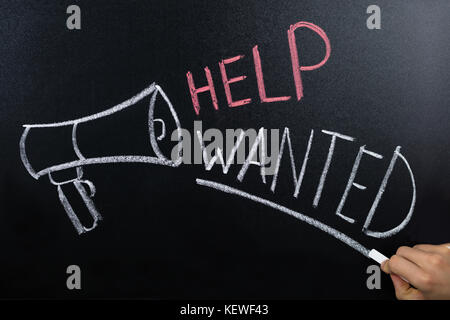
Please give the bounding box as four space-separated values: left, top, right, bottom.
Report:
369 249 389 265
369 249 412 284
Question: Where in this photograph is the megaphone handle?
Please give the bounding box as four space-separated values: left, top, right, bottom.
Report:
56 179 102 234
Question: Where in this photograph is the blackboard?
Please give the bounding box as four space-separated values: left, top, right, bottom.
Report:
0 0 449 299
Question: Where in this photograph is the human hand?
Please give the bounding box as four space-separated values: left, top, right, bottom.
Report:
381 243 450 300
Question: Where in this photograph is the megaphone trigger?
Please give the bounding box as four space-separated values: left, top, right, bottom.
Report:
56 177 102 235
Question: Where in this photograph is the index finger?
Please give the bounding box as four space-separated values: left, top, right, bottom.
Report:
396 246 432 269
414 244 449 255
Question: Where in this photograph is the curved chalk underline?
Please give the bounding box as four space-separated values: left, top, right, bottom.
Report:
196 178 371 258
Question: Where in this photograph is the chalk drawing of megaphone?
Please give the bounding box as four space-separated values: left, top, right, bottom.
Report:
20 83 183 234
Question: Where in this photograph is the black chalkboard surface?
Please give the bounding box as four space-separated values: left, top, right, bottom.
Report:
0 0 449 299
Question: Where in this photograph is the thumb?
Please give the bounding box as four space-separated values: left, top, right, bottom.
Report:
390 274 423 300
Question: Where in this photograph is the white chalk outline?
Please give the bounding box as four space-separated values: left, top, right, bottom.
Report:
313 130 355 208
20 83 183 180
270 128 314 197
335 145 383 224
20 83 183 234
363 147 417 238
22 84 157 128
237 128 267 184
196 178 371 257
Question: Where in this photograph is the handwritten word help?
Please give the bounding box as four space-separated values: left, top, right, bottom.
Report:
186 21 330 115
